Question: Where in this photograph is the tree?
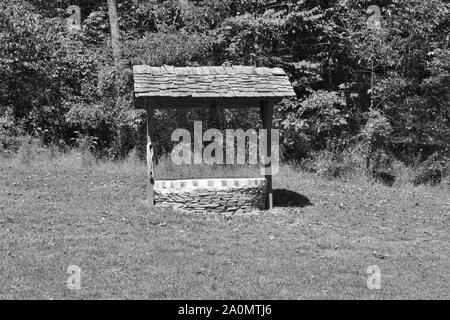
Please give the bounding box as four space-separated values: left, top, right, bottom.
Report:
107 0 121 66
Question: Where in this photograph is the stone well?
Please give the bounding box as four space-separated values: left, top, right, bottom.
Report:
154 178 267 214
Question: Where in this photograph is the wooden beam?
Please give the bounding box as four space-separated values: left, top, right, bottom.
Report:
208 101 218 126
260 101 274 210
146 104 155 208
134 96 286 103
133 97 284 109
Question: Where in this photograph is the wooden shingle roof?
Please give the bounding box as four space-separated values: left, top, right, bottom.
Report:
133 65 296 99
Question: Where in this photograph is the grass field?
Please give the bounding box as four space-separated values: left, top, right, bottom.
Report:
0 153 449 299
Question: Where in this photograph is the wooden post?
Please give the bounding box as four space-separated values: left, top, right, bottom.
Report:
260 101 274 210
146 104 155 208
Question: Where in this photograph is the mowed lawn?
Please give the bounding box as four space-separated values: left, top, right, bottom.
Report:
0 157 449 299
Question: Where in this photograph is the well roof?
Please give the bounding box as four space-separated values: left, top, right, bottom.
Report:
133 65 296 99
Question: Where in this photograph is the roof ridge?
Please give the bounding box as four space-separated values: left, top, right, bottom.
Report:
134 65 287 75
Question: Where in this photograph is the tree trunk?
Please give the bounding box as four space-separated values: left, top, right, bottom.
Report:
107 0 121 66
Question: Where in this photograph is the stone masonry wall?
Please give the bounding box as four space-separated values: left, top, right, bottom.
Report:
154 178 266 215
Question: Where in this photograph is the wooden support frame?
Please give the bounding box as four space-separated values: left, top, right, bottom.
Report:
260 101 274 210
146 103 155 207
141 98 277 211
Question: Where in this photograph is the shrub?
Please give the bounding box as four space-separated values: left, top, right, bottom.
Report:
390 160 415 186
372 171 396 187
16 136 46 165
71 132 98 168
0 109 22 155
312 150 360 180
412 152 448 186
126 147 142 166
360 110 392 173
413 168 442 186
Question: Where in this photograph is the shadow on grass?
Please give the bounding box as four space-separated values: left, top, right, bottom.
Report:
273 189 313 208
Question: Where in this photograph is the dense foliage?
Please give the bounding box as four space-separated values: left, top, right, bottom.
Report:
1 0 449 179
